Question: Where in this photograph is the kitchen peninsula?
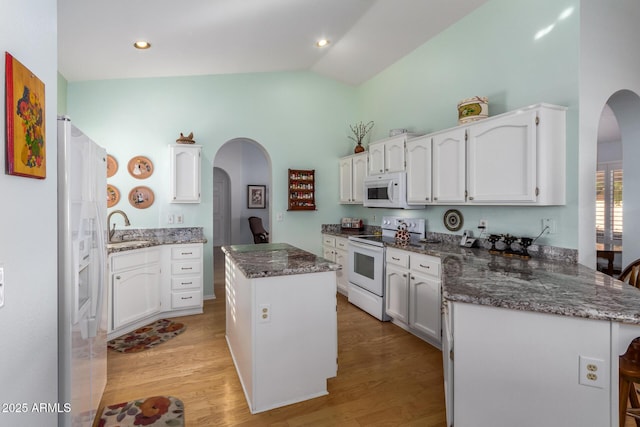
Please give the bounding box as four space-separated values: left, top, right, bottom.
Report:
221 243 340 413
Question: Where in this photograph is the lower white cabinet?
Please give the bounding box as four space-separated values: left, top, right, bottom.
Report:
170 244 203 309
322 234 349 295
110 247 161 331
108 242 204 339
385 247 441 347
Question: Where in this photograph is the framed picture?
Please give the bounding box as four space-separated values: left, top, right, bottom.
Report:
248 185 266 209
5 52 46 179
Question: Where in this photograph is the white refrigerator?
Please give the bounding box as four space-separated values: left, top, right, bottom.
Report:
57 117 108 426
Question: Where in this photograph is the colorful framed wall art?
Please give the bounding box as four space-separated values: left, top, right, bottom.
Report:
5 52 46 179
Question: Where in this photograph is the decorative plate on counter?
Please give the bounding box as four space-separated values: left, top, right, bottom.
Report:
127 156 153 179
107 155 118 177
443 209 463 231
128 186 154 209
107 184 120 207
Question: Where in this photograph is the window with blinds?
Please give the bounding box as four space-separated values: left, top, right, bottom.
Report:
596 162 623 244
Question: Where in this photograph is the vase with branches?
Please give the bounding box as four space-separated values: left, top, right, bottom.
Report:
348 121 374 153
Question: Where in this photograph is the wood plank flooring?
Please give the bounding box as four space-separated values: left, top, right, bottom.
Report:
96 247 447 426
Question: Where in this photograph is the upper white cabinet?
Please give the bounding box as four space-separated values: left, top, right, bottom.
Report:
169 144 201 203
368 134 410 175
432 127 467 204
339 152 367 204
466 104 565 205
406 135 432 204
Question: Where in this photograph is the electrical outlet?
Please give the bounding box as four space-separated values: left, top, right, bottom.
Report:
167 214 174 224
542 218 557 234
579 356 606 388
478 219 488 233
259 304 271 323
277 212 284 222
176 214 184 224
0 265 4 308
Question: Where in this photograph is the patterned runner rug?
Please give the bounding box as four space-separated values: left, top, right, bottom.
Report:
98 396 184 426
108 319 186 353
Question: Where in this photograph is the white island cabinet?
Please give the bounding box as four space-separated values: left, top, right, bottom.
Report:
223 243 339 414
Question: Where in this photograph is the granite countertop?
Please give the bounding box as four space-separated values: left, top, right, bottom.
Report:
386 239 640 325
221 243 341 279
321 224 640 324
107 227 207 254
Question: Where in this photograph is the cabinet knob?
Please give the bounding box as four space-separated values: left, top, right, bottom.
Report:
115 275 121 280
469 196 474 200
434 197 438 201
402 274 407 277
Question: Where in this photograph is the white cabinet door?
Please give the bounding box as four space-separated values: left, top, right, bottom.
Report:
409 271 440 340
351 153 367 203
385 263 409 323
335 248 348 295
432 128 466 203
338 157 353 203
113 264 161 329
385 137 406 173
406 136 432 204
368 142 386 175
467 110 537 203
339 153 367 204
169 144 201 203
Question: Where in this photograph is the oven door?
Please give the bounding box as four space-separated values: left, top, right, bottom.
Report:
348 240 384 296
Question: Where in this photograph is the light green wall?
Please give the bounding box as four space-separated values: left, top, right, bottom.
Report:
347 0 580 248
67 71 358 297
66 0 583 298
57 72 68 115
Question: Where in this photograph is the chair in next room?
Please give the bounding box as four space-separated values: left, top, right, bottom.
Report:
248 216 269 244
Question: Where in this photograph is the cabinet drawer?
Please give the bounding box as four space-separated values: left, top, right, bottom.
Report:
171 245 202 260
410 254 440 277
172 261 201 275
171 276 202 290
322 235 336 247
386 248 409 268
335 237 348 251
110 248 160 273
171 290 202 309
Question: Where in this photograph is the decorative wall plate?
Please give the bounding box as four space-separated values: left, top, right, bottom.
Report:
107 155 118 177
127 156 154 179
129 186 154 209
107 184 120 208
443 209 463 231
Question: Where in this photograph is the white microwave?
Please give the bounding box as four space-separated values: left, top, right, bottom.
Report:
363 172 424 209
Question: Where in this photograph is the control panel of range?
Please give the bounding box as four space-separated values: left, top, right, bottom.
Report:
381 216 426 237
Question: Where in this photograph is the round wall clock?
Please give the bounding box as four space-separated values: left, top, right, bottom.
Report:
107 155 118 177
127 156 154 179
443 209 463 231
107 184 120 207
129 186 154 209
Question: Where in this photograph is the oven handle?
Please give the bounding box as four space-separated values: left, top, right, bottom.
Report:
348 239 384 252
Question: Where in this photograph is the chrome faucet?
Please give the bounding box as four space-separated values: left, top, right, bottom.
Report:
107 210 131 242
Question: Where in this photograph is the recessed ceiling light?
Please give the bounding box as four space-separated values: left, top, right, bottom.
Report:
316 39 330 48
133 41 151 50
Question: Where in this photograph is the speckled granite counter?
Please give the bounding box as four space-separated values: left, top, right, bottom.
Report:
321 223 640 324
221 243 341 279
107 227 207 254
387 239 640 325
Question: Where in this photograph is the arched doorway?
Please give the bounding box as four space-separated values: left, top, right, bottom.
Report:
597 90 640 271
213 138 272 245
213 167 231 246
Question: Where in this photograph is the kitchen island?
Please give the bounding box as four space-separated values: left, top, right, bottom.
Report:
221 243 340 414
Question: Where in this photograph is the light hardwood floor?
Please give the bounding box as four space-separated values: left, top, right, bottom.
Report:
96 247 447 426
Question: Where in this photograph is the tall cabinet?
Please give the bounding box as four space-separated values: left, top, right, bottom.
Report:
169 144 202 203
339 153 367 204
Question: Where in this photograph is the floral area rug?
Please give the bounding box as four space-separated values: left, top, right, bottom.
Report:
98 396 184 426
108 319 186 353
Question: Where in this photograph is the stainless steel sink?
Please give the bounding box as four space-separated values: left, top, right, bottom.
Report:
107 240 153 249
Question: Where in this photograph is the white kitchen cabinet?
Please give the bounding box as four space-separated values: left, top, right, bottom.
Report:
109 247 161 331
339 153 367 204
466 103 566 205
367 134 409 175
322 234 349 295
385 256 409 323
385 247 441 347
405 135 432 204
169 243 203 310
169 144 201 203
431 127 467 204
